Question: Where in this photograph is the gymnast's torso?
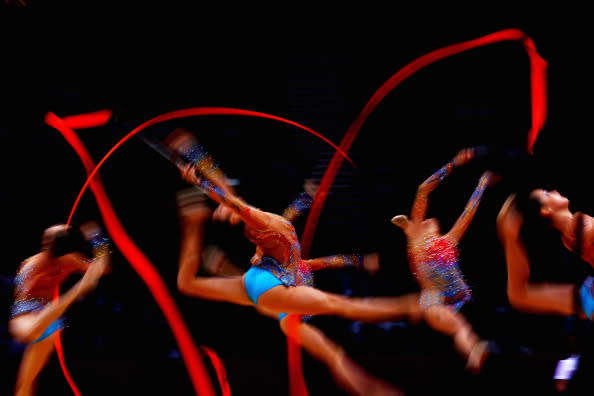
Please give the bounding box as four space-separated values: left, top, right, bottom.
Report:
12 253 85 318
407 233 471 311
243 208 312 287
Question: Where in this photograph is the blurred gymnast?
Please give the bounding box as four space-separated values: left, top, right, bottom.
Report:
164 128 419 395
165 128 420 323
177 186 402 396
9 221 111 396
496 185 594 395
496 189 594 320
391 147 498 373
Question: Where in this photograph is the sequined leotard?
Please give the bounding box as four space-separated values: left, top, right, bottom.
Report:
11 257 72 319
176 137 367 319
407 159 491 311
408 234 471 311
11 231 110 342
11 256 72 343
175 136 314 290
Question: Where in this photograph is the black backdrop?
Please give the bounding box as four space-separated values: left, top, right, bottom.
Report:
2 6 594 396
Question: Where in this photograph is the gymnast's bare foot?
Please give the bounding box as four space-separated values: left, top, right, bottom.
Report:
391 215 409 230
335 352 406 396
466 340 490 374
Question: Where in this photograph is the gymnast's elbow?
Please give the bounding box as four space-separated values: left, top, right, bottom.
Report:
176 275 193 296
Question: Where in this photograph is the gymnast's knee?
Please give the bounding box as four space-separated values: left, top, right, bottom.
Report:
9 317 37 344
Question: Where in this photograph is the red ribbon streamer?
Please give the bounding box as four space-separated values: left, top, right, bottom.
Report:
45 112 218 396
286 313 308 396
63 107 353 226
300 28 548 260
61 109 114 130
201 346 231 396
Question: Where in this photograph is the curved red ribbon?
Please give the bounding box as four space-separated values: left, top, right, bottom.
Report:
202 346 231 396
300 28 548 259
64 107 353 225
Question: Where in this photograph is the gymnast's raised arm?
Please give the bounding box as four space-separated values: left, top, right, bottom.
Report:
410 147 476 223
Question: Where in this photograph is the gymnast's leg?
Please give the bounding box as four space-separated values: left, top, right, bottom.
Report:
14 333 57 396
278 315 404 396
254 304 405 396
422 304 489 372
177 188 253 306
257 285 422 324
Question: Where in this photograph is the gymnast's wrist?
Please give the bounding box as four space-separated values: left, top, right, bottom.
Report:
88 230 112 258
344 254 363 268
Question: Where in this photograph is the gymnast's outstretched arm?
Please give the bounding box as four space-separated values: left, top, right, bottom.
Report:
447 171 496 242
304 253 380 275
410 147 475 223
496 194 577 316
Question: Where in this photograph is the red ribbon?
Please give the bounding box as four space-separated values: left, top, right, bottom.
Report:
46 112 217 396
301 28 548 260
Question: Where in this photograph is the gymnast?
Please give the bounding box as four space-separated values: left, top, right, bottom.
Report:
496 189 594 320
495 180 594 394
177 184 403 396
391 147 498 373
165 128 421 323
9 221 111 396
164 128 420 395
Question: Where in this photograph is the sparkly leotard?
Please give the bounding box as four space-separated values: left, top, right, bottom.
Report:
243 212 313 289
190 176 314 321
408 234 471 311
10 232 110 342
11 257 68 343
406 158 491 311
11 257 71 319
174 134 316 291
176 138 366 320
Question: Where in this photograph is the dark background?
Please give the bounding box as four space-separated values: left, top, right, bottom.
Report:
2 5 594 396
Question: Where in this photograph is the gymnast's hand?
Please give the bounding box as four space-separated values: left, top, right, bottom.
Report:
77 255 109 297
362 252 380 276
453 147 476 167
79 221 101 241
180 163 202 185
250 247 264 265
482 170 502 187
303 178 319 198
